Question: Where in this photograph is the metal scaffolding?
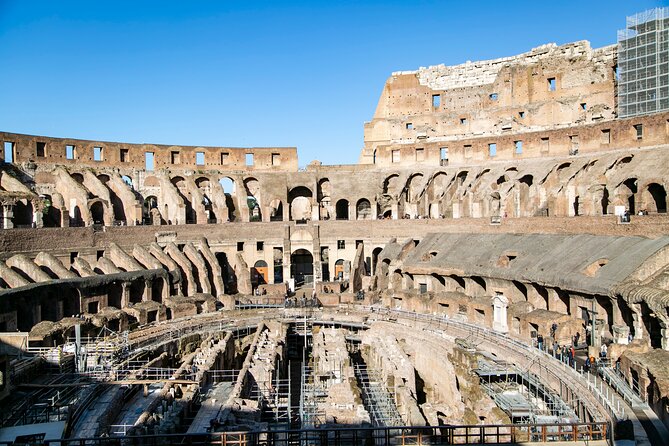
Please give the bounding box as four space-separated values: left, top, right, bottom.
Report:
617 7 669 117
352 363 403 427
476 358 578 424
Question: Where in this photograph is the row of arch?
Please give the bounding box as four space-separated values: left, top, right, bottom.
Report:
10 157 669 227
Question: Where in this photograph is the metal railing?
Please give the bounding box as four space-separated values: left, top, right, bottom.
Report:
42 422 609 446
359 306 625 422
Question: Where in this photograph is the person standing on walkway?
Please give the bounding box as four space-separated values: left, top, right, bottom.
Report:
569 345 576 367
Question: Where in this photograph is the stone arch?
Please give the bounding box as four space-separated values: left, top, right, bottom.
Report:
468 275 487 296
371 247 383 275
288 186 313 221
195 177 217 223
318 178 332 220
244 177 262 222
171 176 195 224
143 196 159 224
356 198 372 220
406 173 424 202
89 200 105 225
382 174 401 196
219 177 237 221
427 172 449 201
121 175 133 188
291 248 314 286
41 194 61 227
334 258 346 280
13 199 33 227
643 183 667 213
98 174 127 223
252 260 269 286
269 198 283 221
614 178 637 214
335 199 349 220
71 172 84 184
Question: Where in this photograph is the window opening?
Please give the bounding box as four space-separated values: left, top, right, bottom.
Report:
66 145 76 160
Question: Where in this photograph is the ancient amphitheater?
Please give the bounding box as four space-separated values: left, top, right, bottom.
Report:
0 7 668 446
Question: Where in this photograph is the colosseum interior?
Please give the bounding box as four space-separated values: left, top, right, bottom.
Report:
0 8 668 446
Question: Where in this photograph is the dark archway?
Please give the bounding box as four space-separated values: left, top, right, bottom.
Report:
336 199 349 220
90 201 104 225
371 247 383 275
622 178 637 214
291 249 313 287
41 195 61 228
647 183 667 213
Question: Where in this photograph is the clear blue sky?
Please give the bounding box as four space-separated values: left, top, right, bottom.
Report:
0 0 663 166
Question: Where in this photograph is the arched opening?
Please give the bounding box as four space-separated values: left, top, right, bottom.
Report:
334 259 345 280
70 205 83 227
121 175 133 189
219 177 236 222
171 176 195 224
244 178 262 222
288 186 313 221
406 174 425 202
269 199 283 221
71 173 84 184
13 199 33 227
622 178 637 214
383 174 401 195
143 196 159 224
99 174 126 223
252 260 269 286
196 177 216 223
356 198 372 220
512 280 528 301
469 276 487 295
371 247 383 275
90 201 104 225
216 252 235 294
291 249 314 287
318 178 332 220
335 199 349 220
41 195 61 227
646 183 667 213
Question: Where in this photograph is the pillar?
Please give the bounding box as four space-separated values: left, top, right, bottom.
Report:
121 282 130 308
492 293 509 333
143 279 153 302
2 204 14 229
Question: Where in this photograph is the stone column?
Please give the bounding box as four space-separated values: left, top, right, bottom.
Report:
630 303 644 340
283 225 291 289
143 279 153 302
312 224 321 282
121 282 130 308
2 203 14 229
492 293 509 333
391 201 399 220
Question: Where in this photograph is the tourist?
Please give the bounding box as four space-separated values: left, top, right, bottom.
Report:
600 343 608 359
569 345 576 367
537 334 544 351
